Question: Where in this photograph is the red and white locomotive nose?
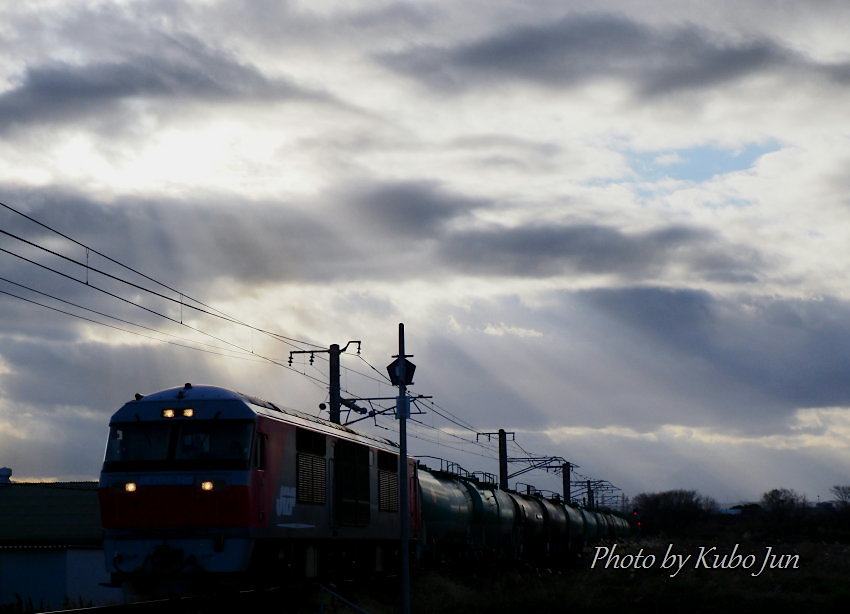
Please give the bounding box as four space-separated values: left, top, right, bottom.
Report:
98 384 263 582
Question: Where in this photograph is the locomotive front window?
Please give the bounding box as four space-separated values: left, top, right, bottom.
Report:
106 422 171 463
174 422 253 461
103 420 254 471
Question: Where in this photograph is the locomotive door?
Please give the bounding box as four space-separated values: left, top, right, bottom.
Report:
333 440 371 527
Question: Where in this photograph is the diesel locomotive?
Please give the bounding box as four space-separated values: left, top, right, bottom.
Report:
98 384 629 592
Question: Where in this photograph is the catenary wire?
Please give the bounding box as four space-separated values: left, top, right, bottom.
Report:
1 202 592 488
0 275 264 360
0 200 324 350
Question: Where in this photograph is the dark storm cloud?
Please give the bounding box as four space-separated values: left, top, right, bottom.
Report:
0 37 330 133
379 13 845 97
1 180 486 299
0 188 349 291
0 180 475 340
580 287 850 413
440 222 760 281
344 180 482 236
1 183 766 326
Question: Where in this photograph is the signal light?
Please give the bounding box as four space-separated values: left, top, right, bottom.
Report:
632 508 641 528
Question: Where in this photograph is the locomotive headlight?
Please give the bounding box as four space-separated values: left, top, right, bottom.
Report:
162 409 175 418
200 481 214 491
125 482 137 493
182 408 194 417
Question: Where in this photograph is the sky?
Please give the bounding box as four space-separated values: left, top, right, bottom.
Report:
1 0 850 506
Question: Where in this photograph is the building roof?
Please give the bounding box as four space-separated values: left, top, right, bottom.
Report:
0 482 102 548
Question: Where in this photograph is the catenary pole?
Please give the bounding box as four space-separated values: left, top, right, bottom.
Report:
396 323 411 614
498 428 508 490
329 343 341 424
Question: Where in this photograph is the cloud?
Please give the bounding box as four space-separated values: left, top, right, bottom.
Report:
578 288 850 420
482 322 542 338
0 188 350 291
342 180 481 237
379 12 849 99
539 407 850 502
0 33 335 135
440 222 761 282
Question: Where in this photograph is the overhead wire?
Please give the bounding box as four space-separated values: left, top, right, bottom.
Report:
0 275 264 361
0 243 284 363
0 282 330 394
0 200 324 350
0 202 415 402
0 199 344 389
0 255 330 395
0 286 255 361
1 200 594 489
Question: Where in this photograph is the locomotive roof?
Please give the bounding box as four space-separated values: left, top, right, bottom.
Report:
110 384 399 452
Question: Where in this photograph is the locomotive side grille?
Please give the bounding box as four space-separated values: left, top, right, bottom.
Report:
378 469 399 512
297 452 327 504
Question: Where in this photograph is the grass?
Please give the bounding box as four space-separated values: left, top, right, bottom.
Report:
320 531 850 614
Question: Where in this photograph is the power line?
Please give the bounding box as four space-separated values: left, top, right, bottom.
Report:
0 286 252 360
1 200 581 489
0 243 274 359
0 275 264 360
0 210 394 396
0 200 323 350
0 284 330 393
354 352 393 385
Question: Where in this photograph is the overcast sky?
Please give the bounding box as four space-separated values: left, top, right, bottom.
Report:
2 0 850 506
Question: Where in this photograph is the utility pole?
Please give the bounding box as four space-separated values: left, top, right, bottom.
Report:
562 461 571 504
328 344 341 424
498 429 508 490
477 430 515 490
387 324 414 614
289 341 360 424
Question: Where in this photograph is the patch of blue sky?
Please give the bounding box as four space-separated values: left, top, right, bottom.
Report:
629 142 780 183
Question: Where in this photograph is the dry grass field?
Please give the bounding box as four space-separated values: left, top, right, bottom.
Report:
332 531 850 614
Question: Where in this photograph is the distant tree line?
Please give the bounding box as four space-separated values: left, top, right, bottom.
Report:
632 489 718 534
631 485 850 539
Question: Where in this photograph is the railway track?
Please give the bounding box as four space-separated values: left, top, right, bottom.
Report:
39 584 373 614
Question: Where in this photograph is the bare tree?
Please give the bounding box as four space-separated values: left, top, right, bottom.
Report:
830 485 850 506
760 488 809 526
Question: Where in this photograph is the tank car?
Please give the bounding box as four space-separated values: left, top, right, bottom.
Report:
98 384 415 593
412 461 629 565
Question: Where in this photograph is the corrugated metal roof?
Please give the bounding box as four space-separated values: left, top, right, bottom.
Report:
0 482 102 547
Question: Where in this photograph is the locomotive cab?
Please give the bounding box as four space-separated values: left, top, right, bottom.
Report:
98 385 266 591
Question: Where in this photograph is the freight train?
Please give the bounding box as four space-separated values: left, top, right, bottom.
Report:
98 384 629 592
